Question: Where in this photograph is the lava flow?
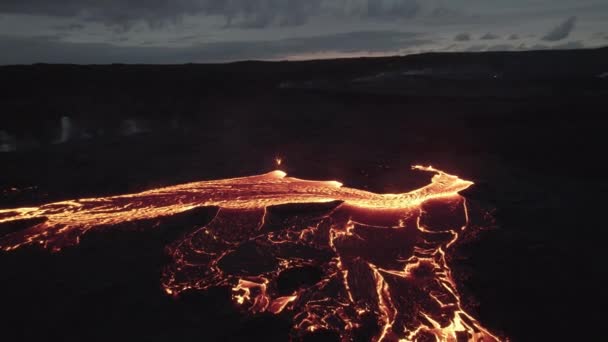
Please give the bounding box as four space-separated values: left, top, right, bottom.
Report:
0 166 500 341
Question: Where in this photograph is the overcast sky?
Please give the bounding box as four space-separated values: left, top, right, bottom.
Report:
0 0 607 64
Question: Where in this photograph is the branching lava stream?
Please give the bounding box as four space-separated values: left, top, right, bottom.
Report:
0 166 500 341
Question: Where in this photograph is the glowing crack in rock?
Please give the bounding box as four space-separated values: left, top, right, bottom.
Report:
0 166 500 341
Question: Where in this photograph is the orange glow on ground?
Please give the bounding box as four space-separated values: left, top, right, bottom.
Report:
0 166 500 341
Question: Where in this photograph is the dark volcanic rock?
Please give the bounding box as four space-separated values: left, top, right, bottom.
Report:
0 48 606 341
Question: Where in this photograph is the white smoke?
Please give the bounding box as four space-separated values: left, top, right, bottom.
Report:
55 116 73 143
120 118 146 136
0 130 16 152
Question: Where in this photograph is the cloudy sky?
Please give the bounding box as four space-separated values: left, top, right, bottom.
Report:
0 0 606 64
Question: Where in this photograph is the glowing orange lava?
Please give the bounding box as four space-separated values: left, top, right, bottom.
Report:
0 166 500 341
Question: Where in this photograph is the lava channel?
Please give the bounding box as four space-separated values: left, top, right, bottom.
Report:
0 166 500 341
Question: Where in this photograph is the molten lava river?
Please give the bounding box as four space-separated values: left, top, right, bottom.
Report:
0 166 500 341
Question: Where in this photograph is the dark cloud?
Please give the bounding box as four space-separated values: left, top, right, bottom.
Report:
0 1 601 64
429 7 460 19
0 31 429 64
553 40 584 49
454 33 471 41
0 0 323 28
364 0 420 19
487 44 514 51
0 0 422 28
222 1 325 29
531 40 584 50
53 23 85 31
542 16 577 41
426 6 479 24
168 34 204 44
480 33 499 40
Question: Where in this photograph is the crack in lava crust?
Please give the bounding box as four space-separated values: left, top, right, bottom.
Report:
0 166 500 341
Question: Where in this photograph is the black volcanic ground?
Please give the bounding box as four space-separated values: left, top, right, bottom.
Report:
1 48 607 341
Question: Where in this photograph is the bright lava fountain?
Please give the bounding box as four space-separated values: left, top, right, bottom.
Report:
0 166 500 341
